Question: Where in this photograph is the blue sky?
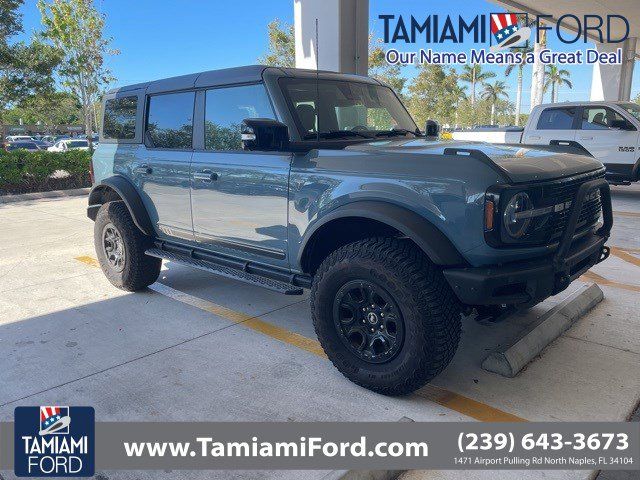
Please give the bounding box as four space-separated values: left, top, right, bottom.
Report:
17 0 640 109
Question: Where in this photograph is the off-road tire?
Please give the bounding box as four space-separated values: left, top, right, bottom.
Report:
311 237 462 396
94 201 161 291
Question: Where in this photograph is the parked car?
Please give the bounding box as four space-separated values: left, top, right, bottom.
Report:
47 139 90 152
4 141 42 152
452 101 640 184
88 66 612 395
78 133 98 143
33 139 53 149
5 135 35 142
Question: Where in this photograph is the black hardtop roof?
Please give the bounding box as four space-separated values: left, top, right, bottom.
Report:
105 65 381 96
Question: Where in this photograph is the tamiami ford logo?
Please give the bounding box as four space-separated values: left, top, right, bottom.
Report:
380 10 629 66
14 406 95 477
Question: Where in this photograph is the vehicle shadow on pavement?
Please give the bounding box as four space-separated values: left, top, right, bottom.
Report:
5 257 639 429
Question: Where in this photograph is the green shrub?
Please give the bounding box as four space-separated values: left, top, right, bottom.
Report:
0 149 92 194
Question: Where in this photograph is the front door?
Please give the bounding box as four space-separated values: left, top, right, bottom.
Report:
134 91 196 241
190 83 290 268
524 106 577 147
576 106 639 168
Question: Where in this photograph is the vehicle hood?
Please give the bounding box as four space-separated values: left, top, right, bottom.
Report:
345 139 603 183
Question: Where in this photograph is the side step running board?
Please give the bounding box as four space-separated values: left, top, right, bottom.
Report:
145 248 304 295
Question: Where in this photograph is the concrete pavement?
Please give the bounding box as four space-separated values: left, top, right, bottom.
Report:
0 183 639 480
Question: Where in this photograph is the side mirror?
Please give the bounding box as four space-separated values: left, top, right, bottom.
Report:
241 118 290 151
425 119 440 140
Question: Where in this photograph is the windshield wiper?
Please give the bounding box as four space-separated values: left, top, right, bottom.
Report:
303 130 373 140
375 128 421 138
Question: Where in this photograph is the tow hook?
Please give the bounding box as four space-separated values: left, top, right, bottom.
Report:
598 246 611 263
554 273 571 294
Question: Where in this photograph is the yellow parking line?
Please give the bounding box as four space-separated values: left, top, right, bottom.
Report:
75 255 100 268
614 211 640 218
616 246 640 254
582 271 640 293
242 317 328 358
610 247 640 268
150 282 253 325
416 385 526 423
75 256 527 422
150 282 327 357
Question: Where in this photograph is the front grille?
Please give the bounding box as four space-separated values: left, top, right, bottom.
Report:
542 169 605 243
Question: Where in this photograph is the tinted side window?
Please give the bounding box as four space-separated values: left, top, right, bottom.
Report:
581 107 626 130
204 84 275 150
146 92 195 149
103 96 138 139
536 108 576 130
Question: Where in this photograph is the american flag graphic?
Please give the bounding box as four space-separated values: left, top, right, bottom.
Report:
489 13 530 50
490 13 519 35
39 405 70 434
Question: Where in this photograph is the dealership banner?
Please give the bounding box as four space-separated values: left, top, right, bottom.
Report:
1 421 638 473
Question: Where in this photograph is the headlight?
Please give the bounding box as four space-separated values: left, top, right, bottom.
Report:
503 192 533 239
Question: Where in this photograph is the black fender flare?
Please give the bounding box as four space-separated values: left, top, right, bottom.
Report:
87 175 154 236
298 201 467 267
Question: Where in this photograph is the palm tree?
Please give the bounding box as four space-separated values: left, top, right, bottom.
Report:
481 81 508 125
544 65 572 103
530 23 547 109
452 84 467 128
505 46 533 126
460 64 496 105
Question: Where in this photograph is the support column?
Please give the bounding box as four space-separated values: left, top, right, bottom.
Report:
590 38 637 101
294 0 368 75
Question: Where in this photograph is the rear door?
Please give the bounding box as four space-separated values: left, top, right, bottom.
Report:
523 106 578 147
190 83 290 268
134 91 195 241
575 106 639 168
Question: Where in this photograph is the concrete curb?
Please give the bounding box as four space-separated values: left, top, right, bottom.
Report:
482 283 604 378
0 187 90 204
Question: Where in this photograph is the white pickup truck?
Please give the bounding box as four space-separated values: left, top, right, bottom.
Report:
452 101 640 184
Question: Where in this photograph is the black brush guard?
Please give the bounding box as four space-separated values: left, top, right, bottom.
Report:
443 178 613 307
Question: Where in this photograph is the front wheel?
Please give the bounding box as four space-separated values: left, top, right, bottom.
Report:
94 201 161 291
311 237 462 396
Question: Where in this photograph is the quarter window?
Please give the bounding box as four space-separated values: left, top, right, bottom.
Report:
204 84 275 150
581 107 626 130
146 92 195 149
536 108 576 130
103 96 138 140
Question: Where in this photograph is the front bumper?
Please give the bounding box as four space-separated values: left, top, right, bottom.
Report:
443 178 613 307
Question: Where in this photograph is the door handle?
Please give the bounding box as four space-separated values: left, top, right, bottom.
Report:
528 135 541 140
193 170 218 182
579 136 594 140
133 164 152 174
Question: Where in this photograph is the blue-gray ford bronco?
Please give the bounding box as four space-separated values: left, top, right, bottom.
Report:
88 65 613 395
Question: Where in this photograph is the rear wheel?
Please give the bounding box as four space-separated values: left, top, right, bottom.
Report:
311 237 462 396
94 201 161 291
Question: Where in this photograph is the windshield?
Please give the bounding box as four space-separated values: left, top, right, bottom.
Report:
67 140 88 148
620 102 640 122
281 78 419 140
